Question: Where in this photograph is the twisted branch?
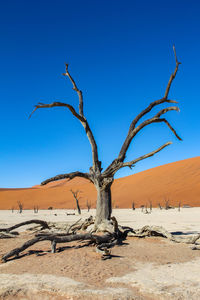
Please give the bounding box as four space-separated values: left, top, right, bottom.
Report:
29 65 101 174
41 171 92 186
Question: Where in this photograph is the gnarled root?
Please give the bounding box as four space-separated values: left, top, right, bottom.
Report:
128 225 200 244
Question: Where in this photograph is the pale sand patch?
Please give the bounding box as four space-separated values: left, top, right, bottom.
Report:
107 258 200 299
0 207 200 233
0 273 133 300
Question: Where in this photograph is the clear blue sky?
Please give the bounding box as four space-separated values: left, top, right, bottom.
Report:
0 0 200 188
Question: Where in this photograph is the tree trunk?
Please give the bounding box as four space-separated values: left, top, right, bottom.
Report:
95 183 112 225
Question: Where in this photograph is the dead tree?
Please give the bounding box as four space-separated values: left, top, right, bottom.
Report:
149 200 152 212
17 201 23 213
164 197 171 210
34 205 39 213
70 189 81 215
86 199 91 212
29 46 181 225
132 201 135 210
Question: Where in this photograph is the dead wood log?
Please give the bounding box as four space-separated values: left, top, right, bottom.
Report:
0 232 19 239
0 220 49 233
2 231 116 262
127 225 200 244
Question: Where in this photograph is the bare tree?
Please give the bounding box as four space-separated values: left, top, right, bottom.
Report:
164 197 170 210
86 199 91 212
17 201 23 213
70 190 81 215
149 200 152 212
34 205 39 213
30 46 181 225
132 201 135 210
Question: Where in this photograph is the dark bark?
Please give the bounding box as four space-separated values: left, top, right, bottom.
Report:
2 232 116 262
70 190 81 215
0 220 49 233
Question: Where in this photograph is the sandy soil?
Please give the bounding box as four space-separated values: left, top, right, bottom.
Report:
0 157 200 210
0 208 200 299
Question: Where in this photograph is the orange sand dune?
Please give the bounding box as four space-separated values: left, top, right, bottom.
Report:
0 157 200 209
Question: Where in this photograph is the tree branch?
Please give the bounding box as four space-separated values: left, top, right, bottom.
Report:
130 106 182 141
122 142 172 169
63 63 84 116
29 102 84 121
29 65 101 173
104 104 181 177
164 45 181 99
41 171 92 186
0 220 49 233
118 46 181 162
102 142 172 177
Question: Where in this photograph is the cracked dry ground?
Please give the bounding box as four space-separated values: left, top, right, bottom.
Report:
1 232 200 300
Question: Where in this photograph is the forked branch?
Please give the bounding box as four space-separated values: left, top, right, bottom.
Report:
118 46 181 162
29 65 101 173
102 142 172 177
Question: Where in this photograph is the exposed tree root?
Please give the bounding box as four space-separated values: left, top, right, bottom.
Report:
1 220 200 263
0 220 49 233
128 225 200 244
1 232 117 262
0 231 19 239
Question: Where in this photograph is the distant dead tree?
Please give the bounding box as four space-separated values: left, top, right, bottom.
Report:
132 201 135 210
158 203 162 210
17 201 23 213
29 46 181 226
70 189 81 214
178 201 181 212
164 197 171 210
144 205 149 214
149 200 152 212
34 205 39 213
141 205 144 212
86 199 91 212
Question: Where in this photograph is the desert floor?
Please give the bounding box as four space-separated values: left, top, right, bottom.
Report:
0 208 200 299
